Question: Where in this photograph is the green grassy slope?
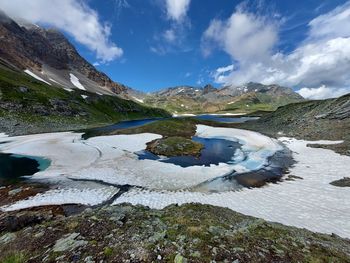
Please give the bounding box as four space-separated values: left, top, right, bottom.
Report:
0 66 170 135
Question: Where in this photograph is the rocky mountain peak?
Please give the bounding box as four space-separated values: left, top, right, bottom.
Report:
0 12 127 95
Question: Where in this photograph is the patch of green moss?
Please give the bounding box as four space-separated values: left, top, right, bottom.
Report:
110 118 198 138
146 136 203 157
2 252 27 263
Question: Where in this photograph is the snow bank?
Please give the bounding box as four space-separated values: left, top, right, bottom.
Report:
69 73 86 90
132 97 144 103
196 125 282 172
24 69 51 85
49 78 61 85
2 187 118 211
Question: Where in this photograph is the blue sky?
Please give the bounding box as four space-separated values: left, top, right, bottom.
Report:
85 0 347 92
2 0 350 98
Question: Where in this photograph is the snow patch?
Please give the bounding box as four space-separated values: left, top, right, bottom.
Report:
132 97 144 103
24 69 51 85
49 78 61 85
2 187 118 211
81 95 88 99
69 73 86 90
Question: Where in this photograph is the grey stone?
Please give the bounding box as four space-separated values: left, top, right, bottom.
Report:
53 232 88 252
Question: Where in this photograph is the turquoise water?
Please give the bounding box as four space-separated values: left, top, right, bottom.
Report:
0 153 51 185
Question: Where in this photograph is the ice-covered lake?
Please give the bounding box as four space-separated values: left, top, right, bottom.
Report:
0 119 349 238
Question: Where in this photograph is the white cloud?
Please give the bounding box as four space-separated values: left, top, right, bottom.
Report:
212 64 234 83
297 85 349 100
203 2 350 99
165 0 191 22
202 10 278 61
1 0 123 62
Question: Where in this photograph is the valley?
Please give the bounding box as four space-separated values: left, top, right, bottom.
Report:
0 5 349 263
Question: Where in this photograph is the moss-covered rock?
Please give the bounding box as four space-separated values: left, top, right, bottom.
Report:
330 177 350 187
146 136 203 157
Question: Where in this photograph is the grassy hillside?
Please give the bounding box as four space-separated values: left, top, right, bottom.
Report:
0 66 170 135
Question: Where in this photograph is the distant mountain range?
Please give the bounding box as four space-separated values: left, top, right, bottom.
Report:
138 83 304 114
0 10 304 117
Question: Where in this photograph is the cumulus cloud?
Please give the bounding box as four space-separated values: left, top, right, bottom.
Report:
202 10 278 61
297 85 349 100
165 0 191 22
1 0 123 62
204 2 350 99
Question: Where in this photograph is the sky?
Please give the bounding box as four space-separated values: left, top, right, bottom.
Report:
1 0 350 99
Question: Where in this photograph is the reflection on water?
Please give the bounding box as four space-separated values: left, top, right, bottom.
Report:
195 115 259 123
0 153 51 185
137 136 241 167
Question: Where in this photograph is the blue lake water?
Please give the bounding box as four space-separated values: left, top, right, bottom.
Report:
82 118 162 139
195 115 259 123
0 153 51 185
137 136 241 168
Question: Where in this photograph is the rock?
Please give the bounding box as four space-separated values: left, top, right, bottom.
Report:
19 86 29 93
330 177 350 187
174 253 187 263
8 187 23 196
53 232 88 252
84 256 95 263
0 232 16 244
191 251 201 258
208 226 224 235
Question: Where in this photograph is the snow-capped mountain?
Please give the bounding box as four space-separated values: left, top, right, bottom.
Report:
142 83 304 113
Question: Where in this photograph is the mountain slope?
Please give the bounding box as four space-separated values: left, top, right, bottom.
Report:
0 11 131 96
0 62 169 136
240 93 350 155
143 83 304 114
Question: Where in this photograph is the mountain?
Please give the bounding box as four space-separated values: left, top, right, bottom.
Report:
0 11 133 96
141 82 304 114
0 12 169 135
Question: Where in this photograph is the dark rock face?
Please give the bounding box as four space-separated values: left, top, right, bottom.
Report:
202 84 216 94
0 11 126 94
